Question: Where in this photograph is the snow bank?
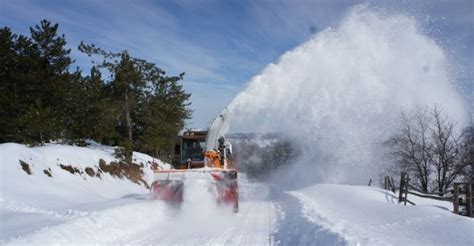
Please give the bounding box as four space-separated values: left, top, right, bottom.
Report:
0 143 170 206
291 184 474 245
0 142 170 240
4 200 169 245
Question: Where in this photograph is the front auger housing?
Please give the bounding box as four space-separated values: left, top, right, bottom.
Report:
150 168 239 213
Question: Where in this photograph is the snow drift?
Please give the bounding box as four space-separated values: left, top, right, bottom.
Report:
0 143 169 206
290 184 474 245
0 142 169 240
227 6 468 186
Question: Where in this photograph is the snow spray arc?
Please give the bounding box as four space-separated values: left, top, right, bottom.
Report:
226 5 467 187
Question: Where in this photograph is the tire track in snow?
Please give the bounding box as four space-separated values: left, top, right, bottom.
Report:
130 182 273 245
272 192 347 246
133 200 272 245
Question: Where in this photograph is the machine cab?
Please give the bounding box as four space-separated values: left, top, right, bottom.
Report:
173 130 208 169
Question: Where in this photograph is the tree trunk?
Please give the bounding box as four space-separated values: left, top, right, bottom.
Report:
40 131 44 145
422 180 428 193
124 90 133 164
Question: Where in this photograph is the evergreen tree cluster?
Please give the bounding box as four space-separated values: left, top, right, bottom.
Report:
0 20 192 162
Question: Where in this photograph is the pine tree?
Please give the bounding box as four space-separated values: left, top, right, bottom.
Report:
66 66 118 144
28 20 74 143
1 20 77 144
0 28 20 142
78 43 192 162
136 72 191 160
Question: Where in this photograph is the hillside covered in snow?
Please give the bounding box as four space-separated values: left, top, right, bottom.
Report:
0 142 170 241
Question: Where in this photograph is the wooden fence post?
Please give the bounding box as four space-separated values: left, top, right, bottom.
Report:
467 183 472 217
453 182 473 217
453 183 460 214
398 172 404 204
390 177 396 193
398 172 409 205
403 173 409 205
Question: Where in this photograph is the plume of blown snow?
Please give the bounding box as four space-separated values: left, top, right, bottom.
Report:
226 5 467 187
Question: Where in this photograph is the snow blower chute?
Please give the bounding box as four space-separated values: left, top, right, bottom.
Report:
150 109 238 212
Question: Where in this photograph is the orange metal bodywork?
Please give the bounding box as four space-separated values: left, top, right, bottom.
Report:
204 150 222 168
150 168 239 212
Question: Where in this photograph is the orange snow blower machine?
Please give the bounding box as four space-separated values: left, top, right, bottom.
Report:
150 110 239 212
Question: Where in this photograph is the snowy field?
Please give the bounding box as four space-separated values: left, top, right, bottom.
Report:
1 143 473 245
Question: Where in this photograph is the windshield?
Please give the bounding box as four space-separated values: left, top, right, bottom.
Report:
181 139 205 162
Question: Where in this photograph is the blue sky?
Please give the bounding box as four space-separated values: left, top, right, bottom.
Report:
1 0 472 127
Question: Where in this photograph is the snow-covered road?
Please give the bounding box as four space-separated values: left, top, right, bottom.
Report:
3 182 279 245
2 181 352 245
132 200 272 245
